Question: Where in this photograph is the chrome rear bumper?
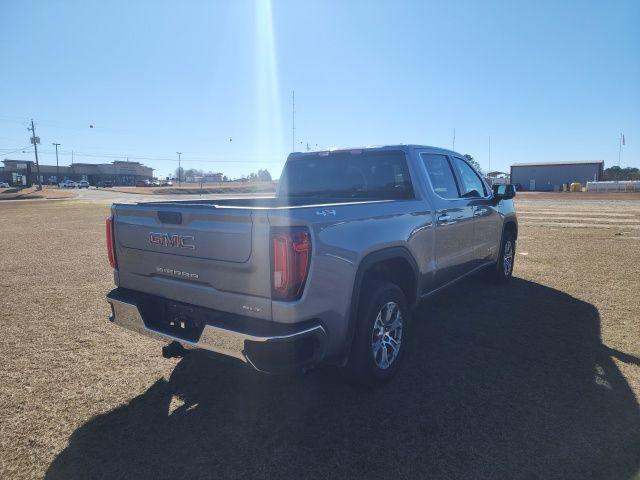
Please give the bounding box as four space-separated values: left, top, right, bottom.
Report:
106 289 327 373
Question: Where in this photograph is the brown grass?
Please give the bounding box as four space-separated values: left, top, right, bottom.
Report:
518 191 640 201
0 196 639 479
108 181 277 196
0 186 77 200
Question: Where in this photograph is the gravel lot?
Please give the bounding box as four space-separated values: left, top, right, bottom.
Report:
1 194 639 479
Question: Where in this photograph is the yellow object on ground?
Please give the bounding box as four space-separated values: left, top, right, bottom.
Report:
570 182 582 192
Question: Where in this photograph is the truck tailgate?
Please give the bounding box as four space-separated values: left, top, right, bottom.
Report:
112 203 272 320
116 205 252 262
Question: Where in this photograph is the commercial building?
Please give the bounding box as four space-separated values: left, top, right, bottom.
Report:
485 171 510 186
203 172 224 183
184 172 225 183
0 159 154 187
510 161 604 191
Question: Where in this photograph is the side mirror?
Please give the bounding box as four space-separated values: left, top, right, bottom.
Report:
492 184 516 201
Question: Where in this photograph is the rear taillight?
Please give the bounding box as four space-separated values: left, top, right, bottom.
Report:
106 216 117 269
271 227 311 301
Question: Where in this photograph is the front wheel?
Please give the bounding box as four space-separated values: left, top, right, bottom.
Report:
349 282 409 385
489 230 516 284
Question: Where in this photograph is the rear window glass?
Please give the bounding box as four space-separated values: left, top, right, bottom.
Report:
279 150 414 200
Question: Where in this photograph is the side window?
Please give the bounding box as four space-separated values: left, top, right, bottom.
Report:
421 153 459 199
452 157 487 198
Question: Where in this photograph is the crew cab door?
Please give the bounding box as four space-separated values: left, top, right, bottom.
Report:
419 152 476 287
450 157 502 266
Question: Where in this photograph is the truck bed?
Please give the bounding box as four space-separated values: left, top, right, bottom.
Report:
110 196 394 323
139 196 390 209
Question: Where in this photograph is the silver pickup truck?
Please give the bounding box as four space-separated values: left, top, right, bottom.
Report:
106 145 517 383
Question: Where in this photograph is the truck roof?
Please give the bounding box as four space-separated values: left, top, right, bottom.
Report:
288 144 463 160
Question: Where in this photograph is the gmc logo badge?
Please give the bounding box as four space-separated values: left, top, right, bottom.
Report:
149 232 195 250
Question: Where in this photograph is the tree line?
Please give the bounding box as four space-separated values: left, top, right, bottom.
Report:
173 168 272 182
602 166 640 181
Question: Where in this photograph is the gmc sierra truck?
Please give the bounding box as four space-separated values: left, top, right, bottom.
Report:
106 145 517 383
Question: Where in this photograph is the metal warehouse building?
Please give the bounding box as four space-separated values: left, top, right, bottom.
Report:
510 161 604 191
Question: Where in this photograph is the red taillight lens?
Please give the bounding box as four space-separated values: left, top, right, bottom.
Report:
106 216 117 269
271 227 311 300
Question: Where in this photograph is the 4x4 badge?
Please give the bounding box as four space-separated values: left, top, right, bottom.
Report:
316 209 336 217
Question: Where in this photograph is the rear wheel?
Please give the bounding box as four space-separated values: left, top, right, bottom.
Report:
349 281 409 384
489 230 516 284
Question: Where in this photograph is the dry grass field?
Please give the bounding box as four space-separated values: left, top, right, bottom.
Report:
0 186 77 201
108 181 276 196
1 194 639 479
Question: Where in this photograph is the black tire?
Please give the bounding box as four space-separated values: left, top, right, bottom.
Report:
489 230 516 284
349 281 410 385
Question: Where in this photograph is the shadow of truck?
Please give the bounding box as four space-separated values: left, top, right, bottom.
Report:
46 277 640 480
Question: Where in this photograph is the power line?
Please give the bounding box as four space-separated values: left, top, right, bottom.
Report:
0 116 31 124
0 145 31 156
3 148 286 164
0 115 290 166
0 116 128 133
2 147 285 163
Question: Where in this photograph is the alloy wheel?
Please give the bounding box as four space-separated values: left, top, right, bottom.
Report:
503 240 514 276
371 301 403 369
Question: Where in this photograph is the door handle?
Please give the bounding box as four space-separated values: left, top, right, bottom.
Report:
437 213 451 223
474 207 488 217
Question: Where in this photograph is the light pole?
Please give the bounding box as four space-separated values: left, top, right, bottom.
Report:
176 152 182 187
52 143 61 186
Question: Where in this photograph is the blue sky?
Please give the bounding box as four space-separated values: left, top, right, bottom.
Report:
1 0 638 179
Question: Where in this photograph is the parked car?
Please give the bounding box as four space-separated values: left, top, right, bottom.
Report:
59 180 77 188
161 180 173 187
135 179 151 187
97 180 114 188
105 145 517 384
0 182 10 188
77 180 90 189
151 180 161 187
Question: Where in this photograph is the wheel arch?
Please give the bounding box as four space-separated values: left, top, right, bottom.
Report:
342 246 420 362
504 219 518 239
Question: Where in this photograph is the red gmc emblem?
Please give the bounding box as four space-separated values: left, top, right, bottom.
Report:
149 232 195 250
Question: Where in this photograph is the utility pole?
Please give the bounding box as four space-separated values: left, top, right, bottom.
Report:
452 128 456 151
176 152 182 187
52 143 61 186
292 90 295 152
618 132 625 167
28 120 42 190
488 136 491 173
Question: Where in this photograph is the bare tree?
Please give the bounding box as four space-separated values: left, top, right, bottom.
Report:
464 154 483 174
